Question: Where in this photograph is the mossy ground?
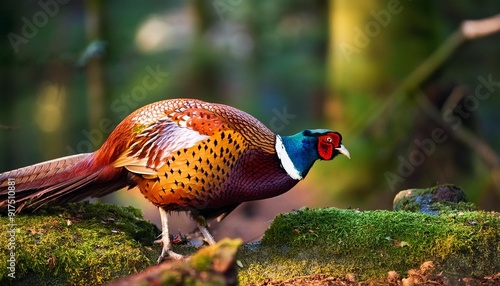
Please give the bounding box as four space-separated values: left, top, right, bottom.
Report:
0 202 161 285
237 208 500 284
1 203 498 285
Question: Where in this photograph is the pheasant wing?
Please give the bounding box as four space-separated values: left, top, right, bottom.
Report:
113 98 275 172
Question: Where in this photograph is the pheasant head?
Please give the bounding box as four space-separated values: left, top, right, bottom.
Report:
276 129 350 180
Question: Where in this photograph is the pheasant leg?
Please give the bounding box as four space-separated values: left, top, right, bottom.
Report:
197 224 216 245
157 207 184 263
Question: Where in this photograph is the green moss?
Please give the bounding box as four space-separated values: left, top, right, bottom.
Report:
0 202 163 285
237 208 500 284
191 253 213 272
190 238 242 272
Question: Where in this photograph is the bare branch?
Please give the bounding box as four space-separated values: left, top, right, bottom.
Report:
355 14 500 135
461 14 500 40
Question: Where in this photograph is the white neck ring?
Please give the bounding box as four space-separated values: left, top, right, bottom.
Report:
275 135 302 180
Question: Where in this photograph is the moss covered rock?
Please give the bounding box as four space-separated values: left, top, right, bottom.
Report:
107 238 241 286
237 207 500 284
393 184 476 214
0 202 161 285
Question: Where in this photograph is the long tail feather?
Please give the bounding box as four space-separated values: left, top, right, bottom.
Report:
1 154 91 189
0 153 129 212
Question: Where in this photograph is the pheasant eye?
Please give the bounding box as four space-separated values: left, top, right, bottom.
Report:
318 134 337 160
330 133 342 147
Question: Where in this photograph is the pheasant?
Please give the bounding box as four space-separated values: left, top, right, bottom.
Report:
0 98 349 262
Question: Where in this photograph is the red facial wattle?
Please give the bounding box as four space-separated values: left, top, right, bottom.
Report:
317 132 341 160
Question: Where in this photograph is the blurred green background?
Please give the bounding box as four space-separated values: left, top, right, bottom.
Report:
1 1 500 241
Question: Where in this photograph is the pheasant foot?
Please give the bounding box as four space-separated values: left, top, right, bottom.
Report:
156 207 184 263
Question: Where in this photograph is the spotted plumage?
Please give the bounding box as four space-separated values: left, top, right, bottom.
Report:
0 98 349 262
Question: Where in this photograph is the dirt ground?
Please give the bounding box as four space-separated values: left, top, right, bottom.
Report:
250 272 500 286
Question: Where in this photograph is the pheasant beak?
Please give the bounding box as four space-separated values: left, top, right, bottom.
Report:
336 144 350 159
